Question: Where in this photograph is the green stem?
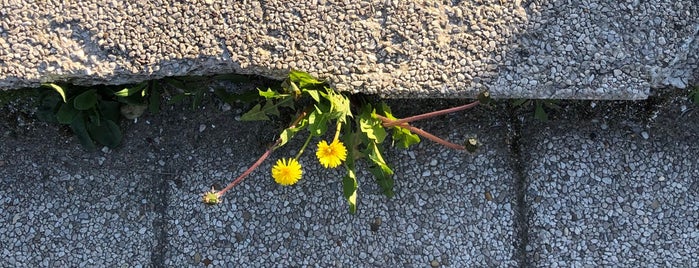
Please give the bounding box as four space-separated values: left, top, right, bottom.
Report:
333 121 342 141
295 134 313 160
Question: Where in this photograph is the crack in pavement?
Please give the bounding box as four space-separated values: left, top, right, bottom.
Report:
508 105 530 268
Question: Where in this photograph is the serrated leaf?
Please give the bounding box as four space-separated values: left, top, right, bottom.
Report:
73 90 98 110
369 165 395 198
259 88 281 99
114 82 147 97
42 83 67 103
534 102 548 121
360 115 386 143
87 119 122 148
240 100 279 121
56 102 79 124
328 90 352 122
342 170 359 214
289 70 323 88
240 103 267 121
392 127 420 149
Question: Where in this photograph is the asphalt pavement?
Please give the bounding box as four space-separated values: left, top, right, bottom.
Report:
1 89 697 267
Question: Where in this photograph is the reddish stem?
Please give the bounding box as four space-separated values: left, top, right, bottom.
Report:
218 109 309 197
375 114 465 150
382 100 480 128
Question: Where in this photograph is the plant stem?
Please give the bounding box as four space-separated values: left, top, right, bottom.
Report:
382 100 480 128
295 134 313 160
218 140 280 196
333 121 342 141
218 108 310 197
375 114 465 150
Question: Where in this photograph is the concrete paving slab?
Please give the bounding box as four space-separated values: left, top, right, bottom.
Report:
1 1 697 99
520 98 699 266
162 100 521 266
0 135 159 266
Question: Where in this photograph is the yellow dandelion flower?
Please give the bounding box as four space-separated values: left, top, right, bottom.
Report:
316 139 347 168
271 158 303 186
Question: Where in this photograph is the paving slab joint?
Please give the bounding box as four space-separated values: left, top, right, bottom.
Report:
149 174 171 267
507 105 530 267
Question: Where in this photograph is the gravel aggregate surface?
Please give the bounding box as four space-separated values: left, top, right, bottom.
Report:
0 131 158 266
521 97 699 266
1 82 698 266
1 1 696 99
162 100 518 267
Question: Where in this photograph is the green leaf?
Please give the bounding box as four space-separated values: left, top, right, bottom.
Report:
366 143 393 176
307 109 329 136
213 88 259 104
259 88 282 99
148 81 161 114
114 82 147 97
192 88 205 109
534 102 548 121
369 165 394 198
512 99 528 107
56 101 80 124
240 100 281 121
359 115 386 143
365 142 395 198
278 118 307 148
36 92 62 123
73 90 98 110
305 89 320 103
42 83 67 103
289 70 323 88
342 169 359 214
327 90 352 122
392 127 420 149
376 101 419 148
167 93 186 105
70 116 96 151
87 119 122 148
163 77 187 89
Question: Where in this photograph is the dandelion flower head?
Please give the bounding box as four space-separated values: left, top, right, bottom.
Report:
316 140 347 168
271 158 303 186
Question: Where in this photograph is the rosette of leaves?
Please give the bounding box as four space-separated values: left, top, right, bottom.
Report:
37 82 160 150
241 71 421 213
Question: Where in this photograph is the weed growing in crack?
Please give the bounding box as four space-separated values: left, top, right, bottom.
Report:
37 81 160 150
203 70 488 213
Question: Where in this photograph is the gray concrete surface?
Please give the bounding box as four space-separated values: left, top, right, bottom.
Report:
1 86 697 266
1 1 698 99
